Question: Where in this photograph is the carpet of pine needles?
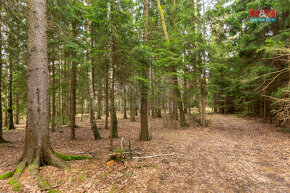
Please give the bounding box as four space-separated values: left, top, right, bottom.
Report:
0 113 289 192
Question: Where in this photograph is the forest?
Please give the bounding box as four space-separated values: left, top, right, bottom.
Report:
0 0 289 192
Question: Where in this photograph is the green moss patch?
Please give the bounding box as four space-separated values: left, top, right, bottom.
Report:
0 171 14 180
54 152 92 161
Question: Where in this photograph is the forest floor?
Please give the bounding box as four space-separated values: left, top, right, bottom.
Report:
0 113 289 193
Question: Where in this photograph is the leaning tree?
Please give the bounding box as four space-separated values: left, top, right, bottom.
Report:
0 0 89 190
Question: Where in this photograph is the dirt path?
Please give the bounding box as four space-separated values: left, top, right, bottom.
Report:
0 114 289 192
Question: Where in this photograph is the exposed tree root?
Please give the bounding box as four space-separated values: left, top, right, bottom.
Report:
7 159 26 191
0 137 9 143
0 151 91 191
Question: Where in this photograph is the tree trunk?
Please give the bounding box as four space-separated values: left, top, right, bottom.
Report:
140 0 150 141
4 1 70 190
80 101 83 122
123 86 127 119
15 94 20 124
58 49 62 120
130 84 136 122
263 98 267 120
158 0 186 127
97 77 102 119
51 59 56 132
151 69 156 118
7 47 15 130
173 72 187 127
0 6 7 142
201 0 207 127
88 70 101 139
4 61 8 128
62 55 68 125
105 63 109 129
108 2 118 151
85 0 101 140
70 14 77 140
110 38 118 139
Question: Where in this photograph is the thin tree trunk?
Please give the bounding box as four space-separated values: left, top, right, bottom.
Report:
140 0 150 141
85 0 101 140
130 84 136 122
110 38 118 139
108 2 118 151
0 6 7 142
15 94 19 124
173 73 187 127
105 63 109 129
201 0 207 127
58 49 61 121
81 101 83 122
97 77 102 119
88 69 101 139
123 86 127 119
263 98 267 119
51 59 56 132
151 69 156 118
62 55 67 125
70 15 77 140
7 45 15 130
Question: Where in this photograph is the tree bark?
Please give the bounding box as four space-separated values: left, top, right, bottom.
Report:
85 0 101 140
110 38 118 139
4 61 8 128
4 1 70 190
15 94 20 124
70 7 77 140
123 86 127 119
130 84 136 122
105 63 109 129
0 6 7 142
97 77 102 119
7 46 15 130
108 2 118 151
140 0 150 141
51 59 56 132
201 0 207 127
